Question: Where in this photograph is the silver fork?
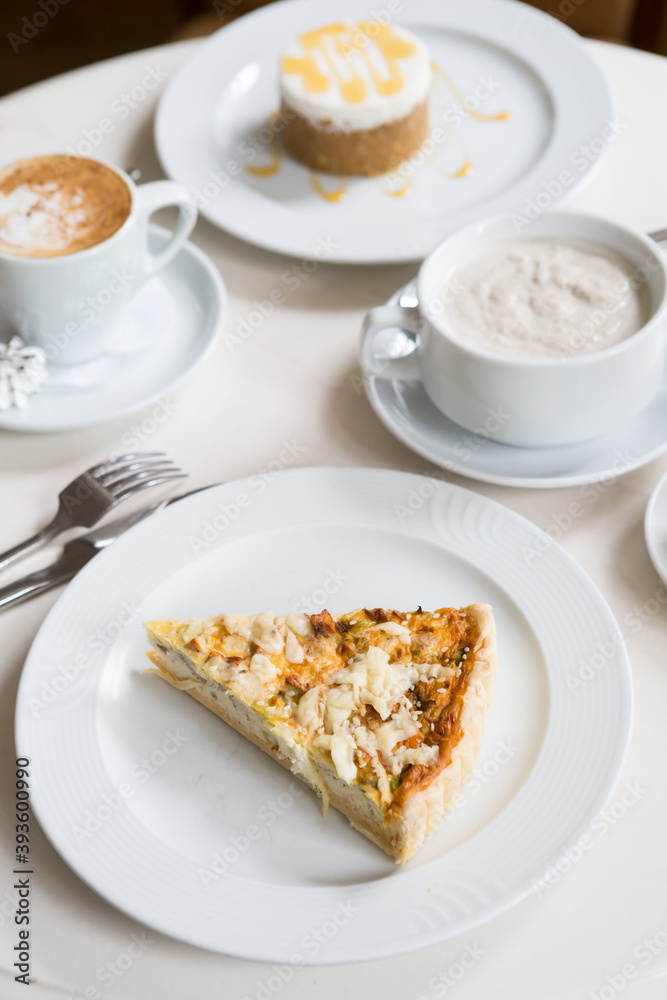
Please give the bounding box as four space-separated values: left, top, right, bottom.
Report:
0 484 212 611
0 452 186 573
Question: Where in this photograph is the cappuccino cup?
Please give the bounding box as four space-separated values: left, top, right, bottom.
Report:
0 154 197 366
361 212 667 448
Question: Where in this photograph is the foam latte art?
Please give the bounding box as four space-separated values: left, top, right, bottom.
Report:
0 155 132 258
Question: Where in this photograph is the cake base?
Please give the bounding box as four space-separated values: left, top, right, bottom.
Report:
282 99 429 177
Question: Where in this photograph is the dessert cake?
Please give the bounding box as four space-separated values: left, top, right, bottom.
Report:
144 604 497 863
279 22 431 176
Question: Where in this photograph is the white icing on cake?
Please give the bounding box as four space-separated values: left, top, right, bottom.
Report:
280 22 431 132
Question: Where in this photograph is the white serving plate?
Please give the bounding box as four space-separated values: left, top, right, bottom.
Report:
16 468 632 962
155 0 613 263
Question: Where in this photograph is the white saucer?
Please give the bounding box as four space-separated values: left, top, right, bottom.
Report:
155 0 612 263
645 469 667 586
362 284 667 489
0 226 226 433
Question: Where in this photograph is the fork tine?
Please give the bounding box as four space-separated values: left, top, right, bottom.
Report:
112 474 188 504
105 465 182 494
98 460 179 488
88 452 168 478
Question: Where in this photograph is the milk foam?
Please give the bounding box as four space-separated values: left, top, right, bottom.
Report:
0 156 132 258
0 182 91 252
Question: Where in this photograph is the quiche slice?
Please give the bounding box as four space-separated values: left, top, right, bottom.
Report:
143 605 497 863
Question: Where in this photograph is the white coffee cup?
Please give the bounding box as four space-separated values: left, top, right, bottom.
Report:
0 157 197 366
361 211 667 448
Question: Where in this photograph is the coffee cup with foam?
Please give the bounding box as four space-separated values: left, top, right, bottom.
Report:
0 154 197 366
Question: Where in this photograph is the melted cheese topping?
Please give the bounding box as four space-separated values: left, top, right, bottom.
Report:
220 613 251 640
285 628 304 663
295 685 324 730
250 652 281 684
147 607 479 806
252 612 284 654
284 612 314 636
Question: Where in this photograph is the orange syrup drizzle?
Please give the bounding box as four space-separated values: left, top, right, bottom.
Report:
310 173 347 202
375 173 413 197
431 63 511 122
245 111 282 177
282 23 417 104
451 159 473 178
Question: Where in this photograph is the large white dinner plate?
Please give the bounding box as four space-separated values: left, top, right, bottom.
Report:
154 0 614 263
16 468 631 963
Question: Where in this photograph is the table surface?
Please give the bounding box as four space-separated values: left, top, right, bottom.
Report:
1 35 667 1000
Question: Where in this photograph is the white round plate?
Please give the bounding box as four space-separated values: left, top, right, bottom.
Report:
16 468 631 963
0 226 226 433
645 468 667 586
155 0 613 263
362 284 667 489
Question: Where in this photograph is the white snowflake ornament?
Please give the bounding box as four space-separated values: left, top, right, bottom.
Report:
0 336 47 410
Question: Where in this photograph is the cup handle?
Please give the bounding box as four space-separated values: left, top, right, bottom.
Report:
360 304 422 381
134 180 197 276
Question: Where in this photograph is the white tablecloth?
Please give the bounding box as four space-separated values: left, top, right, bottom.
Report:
1 36 666 1000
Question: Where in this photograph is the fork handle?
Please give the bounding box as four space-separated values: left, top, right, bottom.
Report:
0 558 74 611
0 518 63 574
